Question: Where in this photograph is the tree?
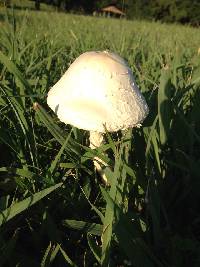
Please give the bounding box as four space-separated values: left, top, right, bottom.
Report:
35 0 40 10
30 0 200 26
0 0 11 7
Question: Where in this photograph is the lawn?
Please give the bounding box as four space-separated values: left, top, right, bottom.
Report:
0 6 200 267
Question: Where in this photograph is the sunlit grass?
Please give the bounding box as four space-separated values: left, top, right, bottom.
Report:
0 7 200 266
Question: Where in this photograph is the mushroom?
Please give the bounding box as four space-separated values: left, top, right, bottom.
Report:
47 51 149 181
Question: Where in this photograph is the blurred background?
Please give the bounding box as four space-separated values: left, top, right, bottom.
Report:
1 0 200 26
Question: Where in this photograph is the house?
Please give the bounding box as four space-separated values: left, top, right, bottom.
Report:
93 5 126 18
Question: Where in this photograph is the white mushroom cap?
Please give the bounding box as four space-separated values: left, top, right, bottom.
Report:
47 51 149 132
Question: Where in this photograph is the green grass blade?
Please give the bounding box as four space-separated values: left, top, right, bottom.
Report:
58 245 77 267
102 187 163 266
0 231 18 265
33 102 65 144
145 115 159 157
0 167 42 180
62 219 103 236
158 67 172 145
87 234 101 264
0 50 33 99
100 134 131 266
1 86 37 166
100 183 117 266
34 102 80 157
49 129 73 175
0 182 62 226
41 243 52 267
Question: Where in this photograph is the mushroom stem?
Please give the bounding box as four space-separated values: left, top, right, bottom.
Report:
89 131 104 149
89 131 108 183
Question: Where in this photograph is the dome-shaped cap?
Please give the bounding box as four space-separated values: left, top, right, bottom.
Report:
47 51 149 132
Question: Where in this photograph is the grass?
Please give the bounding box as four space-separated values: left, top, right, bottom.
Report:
0 6 200 267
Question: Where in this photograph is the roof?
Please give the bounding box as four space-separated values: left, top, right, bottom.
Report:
101 5 125 16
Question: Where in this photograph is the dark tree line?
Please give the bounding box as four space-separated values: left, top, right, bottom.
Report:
125 0 200 25
34 0 100 12
33 0 200 25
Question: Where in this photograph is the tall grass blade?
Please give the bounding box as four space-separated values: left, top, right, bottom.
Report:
87 234 101 263
34 103 80 157
41 243 52 267
158 67 172 146
58 245 77 267
0 183 62 226
49 129 73 175
0 50 33 99
63 219 103 236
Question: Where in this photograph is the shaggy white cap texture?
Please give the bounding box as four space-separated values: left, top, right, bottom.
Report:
47 51 149 132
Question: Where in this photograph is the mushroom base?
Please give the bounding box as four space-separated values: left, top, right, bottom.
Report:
89 131 108 183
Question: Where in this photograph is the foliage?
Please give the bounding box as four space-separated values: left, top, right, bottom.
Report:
124 0 200 25
21 0 200 25
5 0 200 25
0 0 11 7
0 8 200 266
